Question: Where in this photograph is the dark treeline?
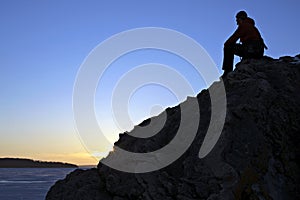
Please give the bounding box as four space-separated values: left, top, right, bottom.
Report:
0 158 78 168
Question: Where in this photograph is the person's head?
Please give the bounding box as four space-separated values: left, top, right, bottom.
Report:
235 10 248 25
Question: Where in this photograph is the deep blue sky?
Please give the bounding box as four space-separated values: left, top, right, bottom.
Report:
0 0 299 165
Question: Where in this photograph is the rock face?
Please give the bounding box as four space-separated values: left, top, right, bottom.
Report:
46 55 300 200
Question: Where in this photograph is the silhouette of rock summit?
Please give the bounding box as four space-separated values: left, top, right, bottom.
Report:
47 55 300 200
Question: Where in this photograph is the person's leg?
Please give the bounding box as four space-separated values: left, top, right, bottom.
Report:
233 43 244 57
222 45 235 76
222 44 246 77
242 41 264 59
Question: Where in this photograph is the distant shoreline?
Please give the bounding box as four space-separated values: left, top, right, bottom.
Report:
78 165 97 168
0 158 78 168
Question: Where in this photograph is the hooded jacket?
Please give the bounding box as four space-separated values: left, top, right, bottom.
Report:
225 17 262 46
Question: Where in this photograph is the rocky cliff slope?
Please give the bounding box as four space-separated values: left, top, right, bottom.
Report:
47 55 300 200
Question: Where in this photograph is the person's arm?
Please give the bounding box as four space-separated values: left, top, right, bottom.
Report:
224 27 241 46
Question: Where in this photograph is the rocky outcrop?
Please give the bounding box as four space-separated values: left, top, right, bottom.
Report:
47 55 300 200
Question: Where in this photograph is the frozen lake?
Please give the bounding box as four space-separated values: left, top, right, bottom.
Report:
0 168 77 200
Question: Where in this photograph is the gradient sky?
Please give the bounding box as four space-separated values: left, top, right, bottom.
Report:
1 0 299 165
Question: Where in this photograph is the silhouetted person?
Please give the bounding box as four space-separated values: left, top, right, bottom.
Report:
222 11 267 77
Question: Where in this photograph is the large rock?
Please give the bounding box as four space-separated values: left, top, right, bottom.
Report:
46 55 300 200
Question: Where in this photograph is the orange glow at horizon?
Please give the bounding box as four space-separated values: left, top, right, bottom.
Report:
0 152 101 166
